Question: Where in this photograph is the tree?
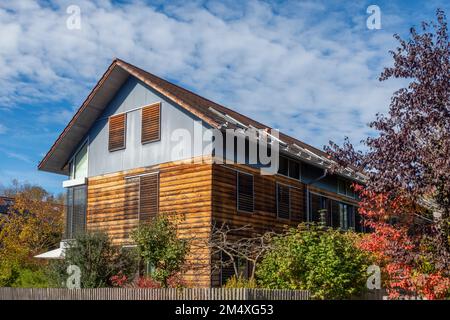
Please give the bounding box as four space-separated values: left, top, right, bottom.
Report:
208 223 273 284
326 9 450 299
256 224 371 299
51 232 138 288
131 216 188 287
0 182 64 286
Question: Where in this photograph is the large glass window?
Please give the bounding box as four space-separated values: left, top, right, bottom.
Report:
66 185 87 239
70 142 88 180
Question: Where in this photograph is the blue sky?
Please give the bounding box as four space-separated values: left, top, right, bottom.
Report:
0 0 448 195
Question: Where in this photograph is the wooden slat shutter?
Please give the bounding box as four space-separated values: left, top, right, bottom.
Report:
237 172 254 213
108 113 126 151
141 103 161 143
290 187 305 222
277 184 290 219
254 175 276 214
139 174 159 223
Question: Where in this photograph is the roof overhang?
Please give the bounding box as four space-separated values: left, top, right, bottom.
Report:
38 61 130 175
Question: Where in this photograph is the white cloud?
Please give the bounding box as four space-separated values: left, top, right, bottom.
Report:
0 0 413 149
0 124 6 134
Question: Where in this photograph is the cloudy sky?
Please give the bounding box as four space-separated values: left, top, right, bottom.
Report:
0 0 448 194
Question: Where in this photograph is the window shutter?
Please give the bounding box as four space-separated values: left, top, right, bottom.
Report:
237 172 254 213
139 174 159 223
108 113 126 151
142 103 161 143
277 184 290 219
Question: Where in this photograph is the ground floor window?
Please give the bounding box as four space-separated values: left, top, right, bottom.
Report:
220 252 249 286
66 185 87 239
308 191 365 231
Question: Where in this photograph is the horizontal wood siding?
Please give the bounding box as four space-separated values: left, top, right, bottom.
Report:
211 164 307 287
86 158 213 287
159 160 212 287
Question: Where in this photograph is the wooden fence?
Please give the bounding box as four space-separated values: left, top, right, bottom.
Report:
0 287 310 300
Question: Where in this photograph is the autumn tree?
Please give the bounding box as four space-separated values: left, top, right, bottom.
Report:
326 9 450 299
0 181 64 286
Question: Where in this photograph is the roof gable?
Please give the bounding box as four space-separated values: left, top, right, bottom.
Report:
38 58 362 181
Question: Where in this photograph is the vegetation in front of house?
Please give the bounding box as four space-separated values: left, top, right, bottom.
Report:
131 216 189 288
49 232 138 288
256 224 371 299
0 181 64 287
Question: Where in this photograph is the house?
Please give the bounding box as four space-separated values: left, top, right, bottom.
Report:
37 58 365 286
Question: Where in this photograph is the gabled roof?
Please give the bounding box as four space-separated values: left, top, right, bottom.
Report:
38 58 364 181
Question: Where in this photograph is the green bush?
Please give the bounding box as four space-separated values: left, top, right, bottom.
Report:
131 216 188 287
11 267 51 288
49 232 138 288
256 224 372 299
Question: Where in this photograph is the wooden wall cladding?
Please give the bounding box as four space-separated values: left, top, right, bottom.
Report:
159 160 213 287
86 159 213 287
85 158 358 287
211 163 307 286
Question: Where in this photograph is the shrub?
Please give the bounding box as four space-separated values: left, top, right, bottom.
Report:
11 267 51 288
223 275 257 289
131 216 188 287
256 224 372 299
49 232 138 288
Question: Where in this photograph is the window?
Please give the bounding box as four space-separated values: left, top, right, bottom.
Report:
277 183 290 219
66 185 86 239
278 156 289 176
278 155 301 180
237 172 254 213
289 160 300 180
141 103 161 144
308 192 331 226
337 203 355 230
108 113 126 151
139 174 159 223
70 142 88 180
337 179 356 198
220 252 248 286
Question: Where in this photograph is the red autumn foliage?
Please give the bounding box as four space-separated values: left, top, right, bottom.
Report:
327 10 450 300
355 184 450 299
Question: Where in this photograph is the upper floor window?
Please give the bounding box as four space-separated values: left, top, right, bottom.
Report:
108 113 126 151
278 155 301 180
70 142 88 180
237 172 254 213
141 103 161 144
337 179 356 198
